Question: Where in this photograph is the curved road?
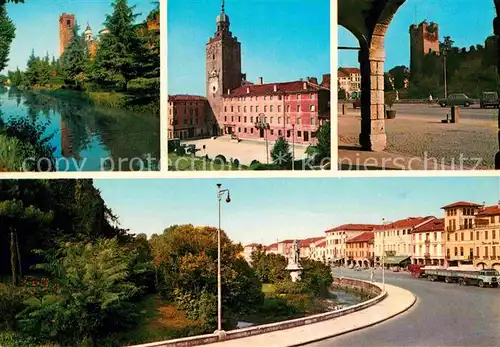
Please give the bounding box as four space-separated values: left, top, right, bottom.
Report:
307 268 500 347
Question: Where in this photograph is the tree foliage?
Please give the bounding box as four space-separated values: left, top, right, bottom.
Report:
306 121 331 165
150 224 264 331
270 136 292 169
17 238 141 346
0 3 15 72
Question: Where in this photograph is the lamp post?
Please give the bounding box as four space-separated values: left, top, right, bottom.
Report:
292 123 295 169
381 218 386 291
255 114 270 164
216 183 231 333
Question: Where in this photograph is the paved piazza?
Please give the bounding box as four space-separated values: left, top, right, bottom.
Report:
181 136 310 166
307 268 500 347
338 104 498 169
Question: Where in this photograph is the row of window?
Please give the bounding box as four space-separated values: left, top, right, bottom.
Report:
413 232 440 242
226 93 316 103
376 244 409 253
450 246 498 258
230 127 310 138
171 107 201 116
224 104 316 113
447 229 499 242
221 115 317 126
414 245 443 255
376 229 411 237
446 208 476 217
346 251 374 258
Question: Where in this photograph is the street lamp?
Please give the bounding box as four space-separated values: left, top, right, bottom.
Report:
381 218 386 291
216 183 231 333
255 114 270 164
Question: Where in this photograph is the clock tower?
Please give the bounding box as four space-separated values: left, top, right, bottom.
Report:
206 0 242 133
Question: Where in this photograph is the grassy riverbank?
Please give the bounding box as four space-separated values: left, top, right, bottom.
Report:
33 87 159 116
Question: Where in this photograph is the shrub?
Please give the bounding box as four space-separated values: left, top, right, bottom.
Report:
249 163 281 171
250 159 260 166
0 284 27 331
127 78 160 96
214 154 227 164
232 158 240 167
274 280 309 295
176 146 186 156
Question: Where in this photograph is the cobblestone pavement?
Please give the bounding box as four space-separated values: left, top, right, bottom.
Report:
181 136 310 166
338 104 497 170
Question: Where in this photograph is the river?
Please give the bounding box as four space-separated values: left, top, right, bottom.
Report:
0 88 160 171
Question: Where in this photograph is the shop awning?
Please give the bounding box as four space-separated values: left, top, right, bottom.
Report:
383 256 410 265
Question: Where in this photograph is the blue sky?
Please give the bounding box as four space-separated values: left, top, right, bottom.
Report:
94 177 500 245
338 0 496 70
168 0 330 96
2 0 156 74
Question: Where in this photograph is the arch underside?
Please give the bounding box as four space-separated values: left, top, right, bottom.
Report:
339 0 499 166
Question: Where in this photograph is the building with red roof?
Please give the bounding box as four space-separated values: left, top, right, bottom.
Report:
168 2 330 144
441 201 500 270
337 67 361 98
374 216 435 266
411 218 446 266
345 232 375 267
325 224 380 264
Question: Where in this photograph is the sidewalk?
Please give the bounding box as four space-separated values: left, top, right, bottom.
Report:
206 284 416 347
338 147 458 170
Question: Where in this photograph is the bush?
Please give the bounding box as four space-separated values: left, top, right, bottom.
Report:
274 280 309 295
232 158 240 167
259 296 299 317
127 78 160 96
0 284 27 331
249 163 281 171
214 154 227 164
176 146 186 156
250 159 260 166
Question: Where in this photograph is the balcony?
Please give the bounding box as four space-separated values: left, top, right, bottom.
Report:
449 255 470 261
424 253 431 259
424 239 430 245
475 218 489 227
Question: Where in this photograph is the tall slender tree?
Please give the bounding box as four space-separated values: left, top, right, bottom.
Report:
0 3 15 71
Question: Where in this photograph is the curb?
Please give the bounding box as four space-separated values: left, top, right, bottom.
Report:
287 290 418 347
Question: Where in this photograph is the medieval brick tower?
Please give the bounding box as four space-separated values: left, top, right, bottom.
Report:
409 21 440 77
206 0 243 133
59 13 76 56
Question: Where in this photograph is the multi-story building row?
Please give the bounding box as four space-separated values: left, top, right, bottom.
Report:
241 201 500 271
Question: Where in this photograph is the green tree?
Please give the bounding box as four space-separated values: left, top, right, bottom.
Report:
90 0 150 90
306 121 331 165
0 199 53 286
17 238 141 347
270 136 292 169
0 3 15 72
150 224 264 330
60 25 89 88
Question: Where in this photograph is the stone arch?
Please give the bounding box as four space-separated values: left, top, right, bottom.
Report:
339 0 407 152
492 263 500 271
476 262 487 269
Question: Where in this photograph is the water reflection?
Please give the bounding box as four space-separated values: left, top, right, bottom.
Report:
1 88 160 171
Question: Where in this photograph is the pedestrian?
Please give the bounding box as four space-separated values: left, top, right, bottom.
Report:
428 93 433 106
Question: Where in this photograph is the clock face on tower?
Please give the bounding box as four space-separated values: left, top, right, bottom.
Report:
209 79 219 94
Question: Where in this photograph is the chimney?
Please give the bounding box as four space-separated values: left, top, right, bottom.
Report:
273 84 277 92
246 87 250 94
258 77 263 85
303 82 307 90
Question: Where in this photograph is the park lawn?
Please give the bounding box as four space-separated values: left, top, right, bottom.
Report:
262 283 276 294
118 294 206 346
168 153 249 171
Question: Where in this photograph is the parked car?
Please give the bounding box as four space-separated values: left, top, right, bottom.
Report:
480 91 499 108
353 98 361 109
439 93 474 107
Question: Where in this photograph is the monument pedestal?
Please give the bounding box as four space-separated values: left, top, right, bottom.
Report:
286 263 303 282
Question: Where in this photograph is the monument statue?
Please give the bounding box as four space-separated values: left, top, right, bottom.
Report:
286 239 303 282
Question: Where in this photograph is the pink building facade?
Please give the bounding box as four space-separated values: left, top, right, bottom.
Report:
168 95 210 139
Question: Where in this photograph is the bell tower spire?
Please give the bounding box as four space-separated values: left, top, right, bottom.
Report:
221 0 225 13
